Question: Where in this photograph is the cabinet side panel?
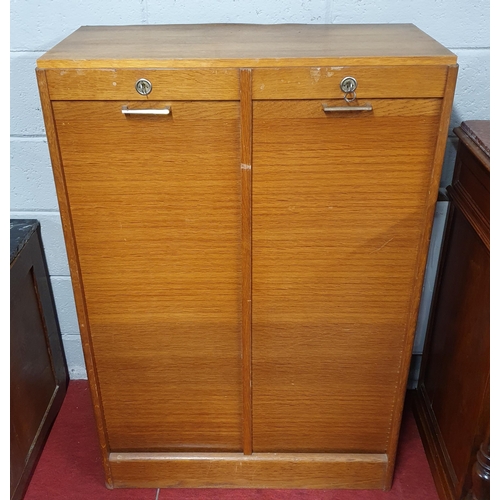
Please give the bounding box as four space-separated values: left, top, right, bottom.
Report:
35 69 114 486
10 264 56 498
52 100 243 452
384 64 458 487
252 98 441 453
423 210 489 494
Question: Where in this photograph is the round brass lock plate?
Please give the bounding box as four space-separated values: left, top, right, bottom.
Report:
135 78 152 96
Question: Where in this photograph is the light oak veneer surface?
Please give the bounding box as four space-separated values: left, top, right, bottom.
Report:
36 23 457 489
37 24 456 69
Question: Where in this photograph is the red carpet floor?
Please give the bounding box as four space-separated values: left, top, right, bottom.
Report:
25 381 438 499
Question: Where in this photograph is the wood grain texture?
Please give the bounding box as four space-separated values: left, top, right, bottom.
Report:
251 97 441 456
10 224 69 500
469 435 490 500
424 209 489 496
412 388 456 500
239 69 253 455
10 230 63 500
36 24 456 69
52 99 243 452
253 66 449 99
109 452 387 488
45 68 239 100
448 125 490 248
413 207 490 500
36 24 458 490
35 69 114 487
383 64 458 488
414 118 489 500
466 371 490 500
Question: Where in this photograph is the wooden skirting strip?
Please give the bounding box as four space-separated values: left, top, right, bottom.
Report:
109 451 388 489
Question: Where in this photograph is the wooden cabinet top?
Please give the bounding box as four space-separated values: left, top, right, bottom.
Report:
36 24 456 69
457 120 490 160
10 219 39 264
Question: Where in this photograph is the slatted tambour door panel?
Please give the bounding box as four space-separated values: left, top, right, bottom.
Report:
52 100 242 451
252 98 442 453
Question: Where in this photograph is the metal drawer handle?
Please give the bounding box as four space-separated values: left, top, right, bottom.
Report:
322 103 373 113
122 106 171 115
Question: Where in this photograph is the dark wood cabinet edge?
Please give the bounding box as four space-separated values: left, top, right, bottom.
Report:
453 127 490 171
465 436 490 500
418 182 488 387
447 184 489 250
10 226 69 390
415 121 490 500
414 200 488 499
11 385 67 500
462 379 490 499
10 226 69 500
413 377 490 500
449 124 489 250
33 227 69 388
411 388 456 500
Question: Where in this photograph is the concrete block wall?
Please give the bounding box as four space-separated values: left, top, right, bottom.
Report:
10 1 489 379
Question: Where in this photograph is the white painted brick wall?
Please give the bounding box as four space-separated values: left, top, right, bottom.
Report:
10 0 490 380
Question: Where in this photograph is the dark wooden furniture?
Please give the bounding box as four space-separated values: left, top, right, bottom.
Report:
10 220 69 500
36 24 457 489
413 121 490 500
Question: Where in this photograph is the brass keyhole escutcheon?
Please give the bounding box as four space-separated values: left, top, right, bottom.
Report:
135 78 152 96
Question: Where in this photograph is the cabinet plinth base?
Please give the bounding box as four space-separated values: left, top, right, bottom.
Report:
108 452 389 489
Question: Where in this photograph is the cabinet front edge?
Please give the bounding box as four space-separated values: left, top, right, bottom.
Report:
36 56 457 70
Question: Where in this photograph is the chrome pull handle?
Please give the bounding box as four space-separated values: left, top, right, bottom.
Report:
322 103 373 113
122 106 171 115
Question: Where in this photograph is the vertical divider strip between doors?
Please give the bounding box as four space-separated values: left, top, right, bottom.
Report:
240 68 253 455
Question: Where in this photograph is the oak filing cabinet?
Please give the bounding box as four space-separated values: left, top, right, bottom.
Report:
36 24 457 489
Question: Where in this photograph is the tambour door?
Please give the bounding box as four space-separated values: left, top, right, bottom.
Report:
52 99 243 452
252 98 442 452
